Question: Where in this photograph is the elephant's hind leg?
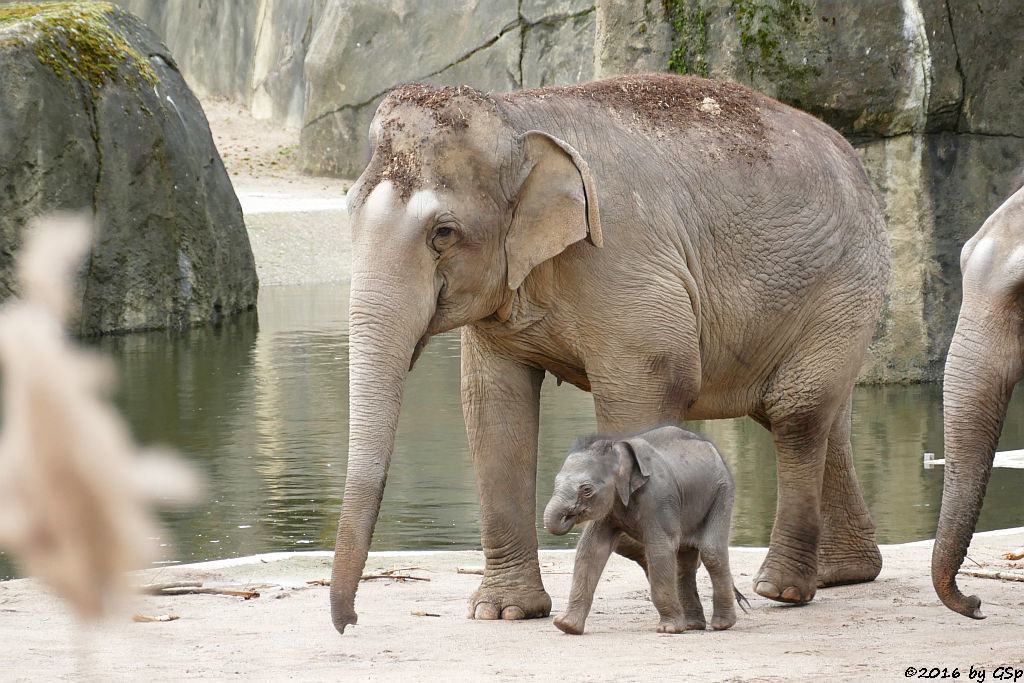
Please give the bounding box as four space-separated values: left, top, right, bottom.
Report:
753 404 831 604
614 534 648 576
817 395 882 587
676 548 706 630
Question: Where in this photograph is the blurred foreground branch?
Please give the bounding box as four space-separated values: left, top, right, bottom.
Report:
0 214 200 619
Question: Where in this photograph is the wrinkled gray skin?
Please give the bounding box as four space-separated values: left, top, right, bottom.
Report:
932 186 1024 619
330 73 890 634
544 425 738 635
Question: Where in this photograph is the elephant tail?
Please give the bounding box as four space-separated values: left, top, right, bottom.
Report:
734 584 751 613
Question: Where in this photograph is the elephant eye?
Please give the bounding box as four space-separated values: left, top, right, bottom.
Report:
430 222 459 252
579 484 595 498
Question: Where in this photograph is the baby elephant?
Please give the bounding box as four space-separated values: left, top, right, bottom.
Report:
544 424 743 635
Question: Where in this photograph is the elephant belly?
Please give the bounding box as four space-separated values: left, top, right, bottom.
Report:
686 385 762 421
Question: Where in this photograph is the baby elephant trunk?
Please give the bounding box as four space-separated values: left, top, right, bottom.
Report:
543 492 577 536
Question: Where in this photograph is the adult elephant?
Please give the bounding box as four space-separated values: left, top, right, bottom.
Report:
932 185 1024 619
330 73 890 634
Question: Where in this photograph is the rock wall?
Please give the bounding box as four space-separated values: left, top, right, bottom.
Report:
0 3 258 335
110 0 1023 382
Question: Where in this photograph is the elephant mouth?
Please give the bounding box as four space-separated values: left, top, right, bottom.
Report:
547 512 577 536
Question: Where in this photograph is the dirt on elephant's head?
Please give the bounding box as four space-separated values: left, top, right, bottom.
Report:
380 82 500 133
505 73 772 162
355 83 502 204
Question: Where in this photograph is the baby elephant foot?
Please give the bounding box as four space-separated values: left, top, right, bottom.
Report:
710 609 736 630
553 613 585 635
656 617 703 633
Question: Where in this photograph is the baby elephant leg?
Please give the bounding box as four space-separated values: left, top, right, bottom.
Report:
646 539 689 633
676 547 706 630
699 543 738 630
554 521 617 635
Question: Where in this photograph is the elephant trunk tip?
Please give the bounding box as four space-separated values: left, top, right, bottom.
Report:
331 593 359 634
944 592 986 620
932 565 986 619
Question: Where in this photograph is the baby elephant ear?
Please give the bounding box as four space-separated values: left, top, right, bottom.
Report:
505 130 603 290
614 438 656 507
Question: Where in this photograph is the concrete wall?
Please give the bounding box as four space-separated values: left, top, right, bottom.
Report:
112 0 1024 383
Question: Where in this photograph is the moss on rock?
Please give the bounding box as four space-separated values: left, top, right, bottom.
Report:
0 1 156 99
729 0 816 84
664 0 708 77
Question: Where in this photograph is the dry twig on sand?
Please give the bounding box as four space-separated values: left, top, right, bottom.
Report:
959 568 1024 582
132 613 180 623
360 567 430 582
141 582 261 599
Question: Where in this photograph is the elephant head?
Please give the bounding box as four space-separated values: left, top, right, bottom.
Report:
932 186 1024 618
543 436 653 536
330 84 601 633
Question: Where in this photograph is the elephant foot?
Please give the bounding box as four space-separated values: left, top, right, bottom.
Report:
754 552 817 604
468 578 551 621
656 617 702 633
710 609 736 630
683 615 706 631
817 537 882 588
553 613 585 635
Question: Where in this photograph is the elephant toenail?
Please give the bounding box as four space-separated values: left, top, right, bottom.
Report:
781 586 802 602
502 606 525 620
755 581 780 599
474 603 500 620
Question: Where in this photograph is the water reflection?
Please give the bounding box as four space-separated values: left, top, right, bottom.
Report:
2 283 1023 579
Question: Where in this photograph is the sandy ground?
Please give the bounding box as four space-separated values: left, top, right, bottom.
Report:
1 529 1023 681
200 97 353 199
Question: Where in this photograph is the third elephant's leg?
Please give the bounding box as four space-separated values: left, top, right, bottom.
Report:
754 406 833 604
461 327 549 621
817 394 882 587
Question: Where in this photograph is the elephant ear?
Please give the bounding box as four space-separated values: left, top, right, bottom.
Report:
505 130 603 291
614 438 655 507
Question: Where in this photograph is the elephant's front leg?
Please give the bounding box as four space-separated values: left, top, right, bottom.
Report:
461 328 549 621
554 520 617 635
645 535 689 633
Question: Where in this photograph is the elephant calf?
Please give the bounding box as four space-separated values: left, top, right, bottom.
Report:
544 425 743 635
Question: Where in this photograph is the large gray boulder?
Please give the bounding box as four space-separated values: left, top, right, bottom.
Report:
0 3 257 335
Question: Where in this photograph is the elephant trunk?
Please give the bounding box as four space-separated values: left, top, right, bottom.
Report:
544 492 577 536
330 270 435 634
932 312 1021 619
